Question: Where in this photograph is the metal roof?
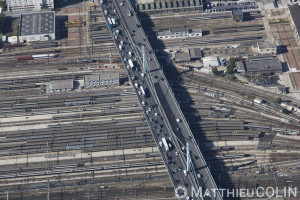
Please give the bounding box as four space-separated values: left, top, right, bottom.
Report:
49 79 74 90
203 56 219 67
20 12 55 36
289 4 300 37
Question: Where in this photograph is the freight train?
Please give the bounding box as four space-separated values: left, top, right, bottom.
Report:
17 54 59 61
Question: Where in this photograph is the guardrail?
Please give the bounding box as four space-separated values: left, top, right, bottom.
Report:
126 1 222 199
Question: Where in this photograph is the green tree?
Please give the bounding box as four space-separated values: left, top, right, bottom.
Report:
275 97 282 104
13 22 19 36
226 58 236 75
0 1 7 10
212 67 218 75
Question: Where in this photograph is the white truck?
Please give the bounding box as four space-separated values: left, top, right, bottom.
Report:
162 137 169 151
128 59 134 68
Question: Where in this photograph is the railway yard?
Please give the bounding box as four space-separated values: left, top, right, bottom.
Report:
1 0 300 199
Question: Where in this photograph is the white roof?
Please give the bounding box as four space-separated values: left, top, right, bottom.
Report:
203 56 219 67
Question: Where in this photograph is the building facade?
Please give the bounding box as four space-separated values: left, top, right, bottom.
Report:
6 0 54 12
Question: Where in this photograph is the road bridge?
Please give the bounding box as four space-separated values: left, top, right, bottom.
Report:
99 1 222 199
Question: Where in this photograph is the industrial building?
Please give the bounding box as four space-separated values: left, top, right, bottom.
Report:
49 79 74 92
19 12 55 42
135 0 203 14
289 4 300 44
232 10 243 22
174 52 190 62
242 59 282 75
251 41 277 55
203 56 220 68
236 60 246 73
157 27 202 39
189 48 203 59
84 73 120 88
6 0 54 12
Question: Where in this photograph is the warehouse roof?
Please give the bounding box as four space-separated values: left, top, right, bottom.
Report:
85 74 100 82
189 28 202 34
232 10 243 16
257 41 276 49
20 12 55 36
289 4 300 37
49 79 74 91
175 52 190 62
245 59 282 73
157 30 170 37
100 73 119 80
170 26 188 33
203 56 219 67
236 60 245 72
189 48 202 59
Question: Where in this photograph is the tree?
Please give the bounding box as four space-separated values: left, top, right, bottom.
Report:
226 58 236 75
0 1 7 10
212 67 218 75
13 22 19 36
275 97 282 104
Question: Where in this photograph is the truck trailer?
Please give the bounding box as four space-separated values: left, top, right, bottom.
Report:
128 59 134 68
162 137 169 151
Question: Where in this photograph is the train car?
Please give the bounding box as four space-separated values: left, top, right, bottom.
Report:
17 56 33 61
4 43 24 49
32 54 57 59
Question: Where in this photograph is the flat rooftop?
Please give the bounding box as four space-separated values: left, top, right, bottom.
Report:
257 41 276 49
20 12 55 36
170 26 188 33
246 59 282 72
49 79 73 90
100 73 119 80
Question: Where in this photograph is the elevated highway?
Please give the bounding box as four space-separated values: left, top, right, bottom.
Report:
100 1 222 199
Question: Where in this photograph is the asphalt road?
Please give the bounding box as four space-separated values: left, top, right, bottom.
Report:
101 1 222 199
